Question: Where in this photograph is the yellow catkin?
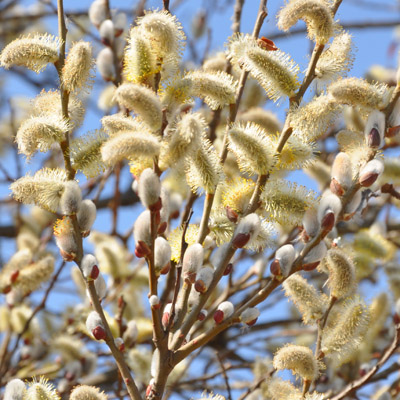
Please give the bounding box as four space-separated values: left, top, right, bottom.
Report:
328 77 390 111
273 344 321 381
277 0 334 44
70 385 108 400
228 122 275 175
0 33 61 73
62 41 93 92
237 107 282 134
228 33 299 102
283 273 328 324
322 297 370 366
25 377 60 400
322 248 356 299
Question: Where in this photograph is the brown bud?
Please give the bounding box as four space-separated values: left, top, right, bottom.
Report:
270 259 281 276
321 211 335 232
330 178 344 196
92 326 106 341
213 310 224 324
246 318 258 326
302 261 320 271
257 36 278 51
158 221 167 234
60 249 76 261
226 206 238 223
135 240 151 258
232 232 250 249
149 197 162 212
194 279 207 293
10 270 19 284
367 127 381 148
359 172 379 187
160 262 171 275
223 263 233 276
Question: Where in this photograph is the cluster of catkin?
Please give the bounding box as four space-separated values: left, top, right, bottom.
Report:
1 0 400 399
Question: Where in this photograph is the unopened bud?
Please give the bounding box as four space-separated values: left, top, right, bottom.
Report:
214 301 234 324
123 320 138 347
302 241 327 269
99 19 114 46
223 263 233 276
226 206 238 223
81 254 100 280
183 244 204 283
162 303 172 329
149 295 161 309
330 152 353 195
359 159 384 187
198 309 208 321
113 13 127 36
86 311 106 340
86 274 107 301
240 307 260 326
274 244 296 277
60 181 82 215
154 237 171 276
138 168 162 210
77 199 97 236
302 208 319 240
134 210 151 249
232 213 261 249
114 337 125 352
4 379 26 400
89 0 107 27
97 47 115 81
194 266 214 293
318 193 342 233
365 110 385 149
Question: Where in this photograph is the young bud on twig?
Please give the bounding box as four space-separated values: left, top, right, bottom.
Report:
240 307 260 326
70 385 107 400
214 301 234 324
81 254 100 281
182 243 204 283
359 159 384 187
273 344 321 381
149 295 161 310
271 244 296 277
4 379 26 400
330 152 352 195
77 199 97 236
154 237 171 276
123 320 138 347
232 213 261 249
198 309 208 321
302 208 319 240
113 13 127 36
96 47 115 81
138 169 161 211
162 303 172 329
318 193 342 233
194 266 214 293
114 337 125 352
86 311 106 341
89 0 107 28
60 181 82 215
86 274 107 302
365 110 385 149
302 241 327 270
134 210 151 258
99 20 114 46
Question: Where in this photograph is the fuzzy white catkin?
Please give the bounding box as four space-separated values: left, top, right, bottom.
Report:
86 273 106 300
275 244 296 276
97 47 115 81
240 307 260 324
89 0 107 27
86 311 103 333
133 210 151 245
360 159 384 185
81 254 98 280
123 320 138 344
317 193 342 224
303 241 327 264
113 13 127 34
303 208 319 238
4 379 26 400
99 20 114 45
60 180 82 215
154 237 171 272
235 213 261 240
344 190 362 214
77 199 97 233
138 168 161 208
160 187 171 224
331 152 353 189
149 295 159 307
217 301 234 318
183 243 204 275
196 266 214 291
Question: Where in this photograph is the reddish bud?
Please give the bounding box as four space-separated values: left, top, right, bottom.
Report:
160 262 171 275
214 310 224 324
330 178 344 196
232 232 250 249
194 279 206 293
60 249 76 261
270 259 281 276
359 172 379 187
302 261 320 271
135 240 151 258
10 270 19 284
90 265 100 280
158 221 168 234
92 326 106 341
226 206 238 223
3 285 11 294
198 310 207 321
387 125 400 137
257 36 278 51
170 210 180 219
394 313 400 325
321 211 335 232
223 263 233 276
367 127 381 148
149 197 162 212
185 271 197 284
162 312 170 328
246 318 258 326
